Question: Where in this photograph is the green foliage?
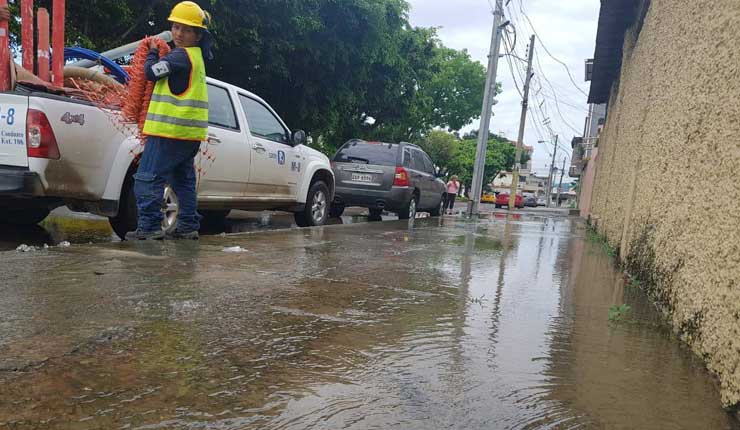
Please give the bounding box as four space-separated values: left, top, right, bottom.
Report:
608 304 632 321
14 0 488 157
587 228 618 259
448 134 524 192
416 130 460 173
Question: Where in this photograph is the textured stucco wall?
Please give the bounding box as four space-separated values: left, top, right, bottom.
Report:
590 0 740 409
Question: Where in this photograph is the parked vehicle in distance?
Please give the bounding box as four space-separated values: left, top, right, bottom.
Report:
481 193 496 204
0 77 335 238
536 197 547 206
524 195 538 207
494 193 524 209
330 140 446 219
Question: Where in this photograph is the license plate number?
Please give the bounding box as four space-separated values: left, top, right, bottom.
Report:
351 173 374 183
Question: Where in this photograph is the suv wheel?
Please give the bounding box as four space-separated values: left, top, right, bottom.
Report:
295 181 329 227
398 194 417 220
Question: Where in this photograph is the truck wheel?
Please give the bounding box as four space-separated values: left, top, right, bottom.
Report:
295 181 329 227
109 176 137 240
397 194 418 220
329 204 345 218
109 176 179 240
0 208 50 226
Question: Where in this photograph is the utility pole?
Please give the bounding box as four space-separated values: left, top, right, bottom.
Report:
555 157 566 208
545 135 558 208
468 0 505 217
508 35 536 210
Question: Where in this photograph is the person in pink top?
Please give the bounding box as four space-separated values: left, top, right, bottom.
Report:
445 175 461 214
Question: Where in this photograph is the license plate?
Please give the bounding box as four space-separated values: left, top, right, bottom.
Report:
351 173 374 183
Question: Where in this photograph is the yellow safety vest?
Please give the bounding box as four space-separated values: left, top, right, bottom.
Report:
142 46 209 141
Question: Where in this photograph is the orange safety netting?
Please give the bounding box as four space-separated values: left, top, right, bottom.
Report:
122 37 171 133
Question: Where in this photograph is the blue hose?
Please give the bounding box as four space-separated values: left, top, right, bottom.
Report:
61 47 130 83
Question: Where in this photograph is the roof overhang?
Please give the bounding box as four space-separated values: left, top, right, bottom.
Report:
588 0 642 104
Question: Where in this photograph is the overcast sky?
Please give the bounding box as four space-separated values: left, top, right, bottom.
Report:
407 0 600 177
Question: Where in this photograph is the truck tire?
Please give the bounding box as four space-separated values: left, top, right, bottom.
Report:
109 176 137 240
0 208 50 226
295 181 330 227
397 194 418 220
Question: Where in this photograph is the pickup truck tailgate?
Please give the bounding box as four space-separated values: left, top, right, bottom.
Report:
0 94 29 167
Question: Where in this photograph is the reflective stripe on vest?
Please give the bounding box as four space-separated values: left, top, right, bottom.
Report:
142 46 209 141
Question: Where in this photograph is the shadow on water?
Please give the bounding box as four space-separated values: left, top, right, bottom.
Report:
0 215 737 429
0 216 117 251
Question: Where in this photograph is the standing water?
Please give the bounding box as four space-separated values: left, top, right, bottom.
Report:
0 214 735 429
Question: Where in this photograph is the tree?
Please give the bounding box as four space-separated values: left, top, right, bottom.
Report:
9 0 489 157
417 130 459 174
448 134 530 196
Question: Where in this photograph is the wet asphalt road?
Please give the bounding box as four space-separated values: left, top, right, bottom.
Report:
0 212 736 429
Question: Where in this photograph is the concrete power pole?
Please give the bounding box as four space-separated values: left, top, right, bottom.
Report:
467 0 506 217
555 157 566 208
508 35 536 210
545 135 558 208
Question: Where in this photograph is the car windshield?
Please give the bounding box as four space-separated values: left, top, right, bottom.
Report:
334 142 398 166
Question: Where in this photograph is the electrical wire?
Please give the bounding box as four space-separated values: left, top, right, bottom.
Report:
516 0 589 98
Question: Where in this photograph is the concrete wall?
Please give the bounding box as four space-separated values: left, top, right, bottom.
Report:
579 148 598 219
589 0 740 409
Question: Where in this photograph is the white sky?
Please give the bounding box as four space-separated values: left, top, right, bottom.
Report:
407 0 600 177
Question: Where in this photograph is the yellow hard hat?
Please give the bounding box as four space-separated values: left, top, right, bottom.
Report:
168 1 209 29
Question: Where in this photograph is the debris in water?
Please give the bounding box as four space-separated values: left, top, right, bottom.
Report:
223 246 247 253
58 241 71 248
15 244 36 252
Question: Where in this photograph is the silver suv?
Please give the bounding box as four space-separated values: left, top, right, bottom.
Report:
330 140 446 219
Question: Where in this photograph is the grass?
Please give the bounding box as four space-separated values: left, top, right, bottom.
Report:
608 304 632 321
586 228 618 259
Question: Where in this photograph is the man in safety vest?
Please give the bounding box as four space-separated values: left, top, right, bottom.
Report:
126 1 212 240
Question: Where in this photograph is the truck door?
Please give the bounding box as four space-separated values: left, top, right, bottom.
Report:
197 84 251 197
239 95 300 201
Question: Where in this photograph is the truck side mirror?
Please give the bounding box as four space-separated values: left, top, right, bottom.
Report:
292 130 307 146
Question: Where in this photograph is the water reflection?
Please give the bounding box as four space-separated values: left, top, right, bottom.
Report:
0 216 735 429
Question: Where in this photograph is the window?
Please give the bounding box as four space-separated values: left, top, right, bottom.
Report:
402 149 412 168
422 154 435 175
410 149 426 172
334 142 398 166
239 95 289 144
207 85 238 129
519 176 527 183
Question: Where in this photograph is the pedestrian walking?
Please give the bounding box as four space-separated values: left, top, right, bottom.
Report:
445 175 461 214
126 1 213 241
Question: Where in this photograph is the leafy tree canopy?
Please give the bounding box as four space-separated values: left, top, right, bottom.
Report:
8 0 490 156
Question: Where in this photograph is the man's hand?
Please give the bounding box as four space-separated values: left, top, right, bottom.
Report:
0 6 11 22
148 38 159 50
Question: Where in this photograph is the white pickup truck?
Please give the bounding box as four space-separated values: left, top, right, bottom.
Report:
0 77 335 239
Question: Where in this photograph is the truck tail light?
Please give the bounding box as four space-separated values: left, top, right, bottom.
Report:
27 109 60 160
394 167 409 187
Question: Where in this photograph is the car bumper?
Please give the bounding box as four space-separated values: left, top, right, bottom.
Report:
334 186 414 211
0 167 44 196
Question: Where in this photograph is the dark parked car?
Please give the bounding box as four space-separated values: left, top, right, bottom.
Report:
330 140 446 219
524 196 538 207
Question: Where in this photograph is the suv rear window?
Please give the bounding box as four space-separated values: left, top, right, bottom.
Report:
334 142 398 166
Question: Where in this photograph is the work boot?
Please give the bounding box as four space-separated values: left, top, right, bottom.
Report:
125 229 165 241
167 230 199 240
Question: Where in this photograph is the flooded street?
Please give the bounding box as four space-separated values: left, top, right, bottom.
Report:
0 214 735 429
